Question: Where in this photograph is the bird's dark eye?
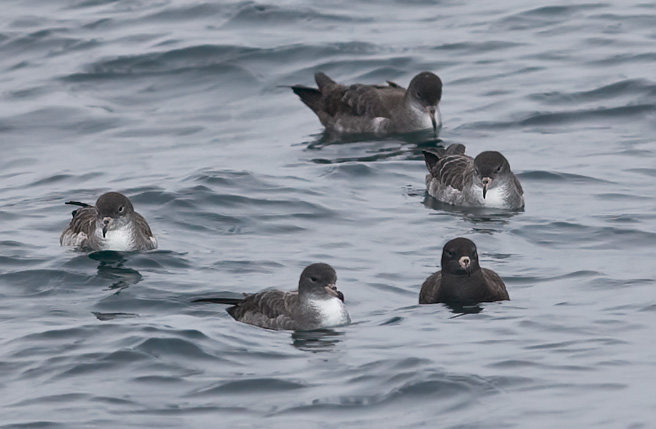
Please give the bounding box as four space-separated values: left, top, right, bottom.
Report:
118 206 124 213
416 92 421 98
496 165 502 172
446 250 454 257
310 276 318 282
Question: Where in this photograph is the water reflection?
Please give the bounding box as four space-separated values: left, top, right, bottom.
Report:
447 304 484 317
422 194 522 226
92 311 139 321
88 251 143 292
291 328 344 352
302 130 443 163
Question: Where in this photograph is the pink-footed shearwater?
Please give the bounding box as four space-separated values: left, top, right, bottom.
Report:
419 238 509 305
60 191 157 251
291 71 442 135
423 144 524 210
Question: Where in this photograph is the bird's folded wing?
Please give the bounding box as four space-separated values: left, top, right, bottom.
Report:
65 206 97 235
482 268 509 300
419 272 442 304
231 290 299 330
432 155 473 192
323 84 394 119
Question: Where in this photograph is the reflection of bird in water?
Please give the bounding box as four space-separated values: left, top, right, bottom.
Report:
89 251 143 292
291 329 344 351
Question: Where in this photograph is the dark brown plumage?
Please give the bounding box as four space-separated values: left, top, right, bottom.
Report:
291 71 443 134
419 238 509 305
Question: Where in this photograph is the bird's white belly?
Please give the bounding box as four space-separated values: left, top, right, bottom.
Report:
310 298 350 327
101 227 135 251
472 185 506 208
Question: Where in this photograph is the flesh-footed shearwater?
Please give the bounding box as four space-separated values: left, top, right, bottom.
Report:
60 191 157 251
423 144 524 210
194 263 350 331
419 238 509 305
291 71 442 135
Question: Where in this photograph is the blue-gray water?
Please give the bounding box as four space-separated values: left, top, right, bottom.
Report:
1 1 655 427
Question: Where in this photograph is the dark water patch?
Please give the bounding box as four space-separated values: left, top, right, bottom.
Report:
134 337 218 361
494 4 606 32
0 269 96 296
2 85 51 101
9 392 88 408
626 167 656 177
594 192 650 201
92 293 182 314
191 378 306 397
185 170 316 197
432 40 525 54
0 240 27 248
0 30 98 59
132 374 187 385
92 311 139 321
0 254 48 270
142 3 224 22
211 258 284 270
63 42 386 86
222 2 372 29
81 18 113 30
1 107 121 137
587 52 656 66
529 79 656 106
16 326 93 344
68 0 121 9
113 125 203 138
639 304 656 313
276 369 500 415
28 172 104 188
0 210 27 222
2 422 70 429
518 170 612 184
466 104 656 130
511 222 656 249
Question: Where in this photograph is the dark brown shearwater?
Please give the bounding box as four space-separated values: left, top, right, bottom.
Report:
291 71 443 135
419 238 509 305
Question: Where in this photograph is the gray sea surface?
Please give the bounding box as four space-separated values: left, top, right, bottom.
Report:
1 0 655 427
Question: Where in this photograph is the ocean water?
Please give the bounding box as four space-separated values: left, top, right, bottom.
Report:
1 0 655 427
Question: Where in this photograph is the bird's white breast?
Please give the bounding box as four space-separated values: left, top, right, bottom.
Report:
472 185 507 208
99 226 135 251
410 105 442 130
310 297 350 327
